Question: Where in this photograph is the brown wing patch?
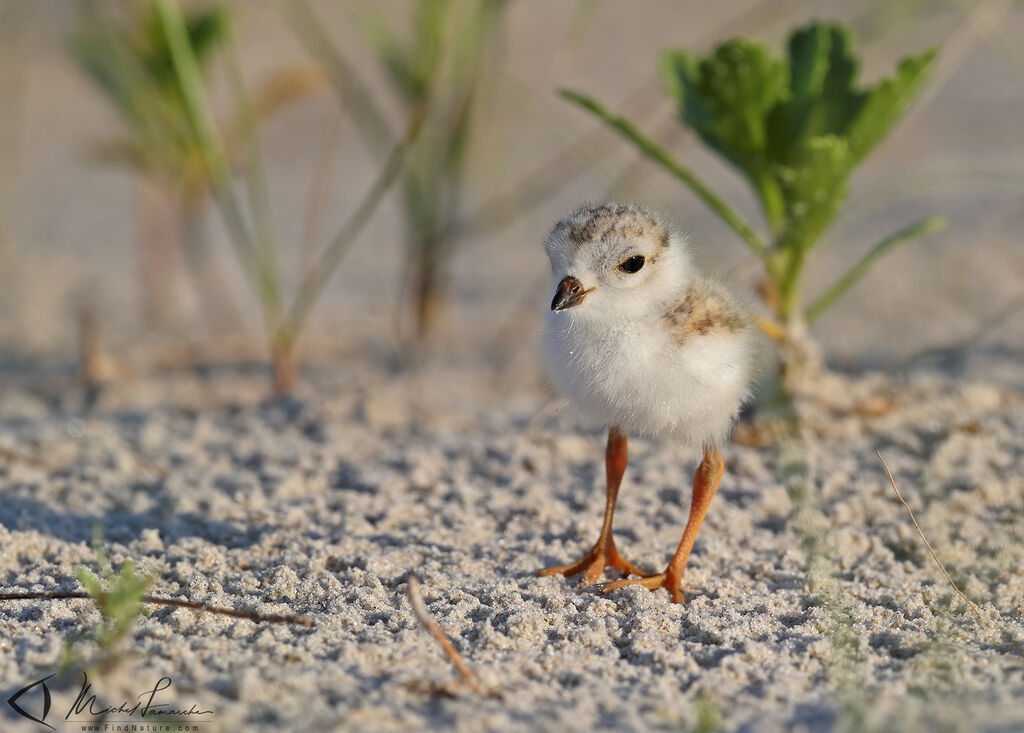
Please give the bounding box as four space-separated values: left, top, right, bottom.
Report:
664 281 749 344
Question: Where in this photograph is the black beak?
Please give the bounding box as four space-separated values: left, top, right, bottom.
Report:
551 276 592 311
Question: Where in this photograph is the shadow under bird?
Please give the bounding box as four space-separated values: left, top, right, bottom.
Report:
540 202 756 602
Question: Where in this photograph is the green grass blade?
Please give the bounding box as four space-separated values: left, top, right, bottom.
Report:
154 0 281 317
69 26 145 126
223 21 283 318
560 88 768 258
286 103 430 339
804 215 945 323
152 0 224 178
280 0 394 158
346 0 422 101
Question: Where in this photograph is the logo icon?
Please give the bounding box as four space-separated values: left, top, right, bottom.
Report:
7 674 55 730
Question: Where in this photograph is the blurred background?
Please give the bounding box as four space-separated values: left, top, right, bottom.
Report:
0 0 1022 394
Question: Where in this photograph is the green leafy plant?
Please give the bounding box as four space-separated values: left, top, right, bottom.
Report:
63 527 153 668
691 691 723 733
562 23 944 368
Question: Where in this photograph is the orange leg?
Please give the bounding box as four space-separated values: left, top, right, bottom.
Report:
539 426 646 584
601 445 724 603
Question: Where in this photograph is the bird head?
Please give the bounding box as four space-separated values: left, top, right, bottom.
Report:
543 202 690 323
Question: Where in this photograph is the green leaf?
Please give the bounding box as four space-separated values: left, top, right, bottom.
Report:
356 0 449 102
663 40 787 184
70 26 150 125
76 567 103 600
410 0 450 84
804 215 945 322
141 6 228 88
106 560 152 626
818 25 861 125
787 24 832 101
770 25 862 159
846 47 937 165
777 134 851 253
661 50 703 121
75 540 154 652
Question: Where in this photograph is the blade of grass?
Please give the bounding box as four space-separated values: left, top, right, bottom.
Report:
840 165 1024 236
279 0 394 158
222 17 282 322
285 100 430 337
153 0 282 315
152 0 226 200
559 89 769 259
298 112 345 279
877 452 983 620
449 73 663 242
804 215 945 323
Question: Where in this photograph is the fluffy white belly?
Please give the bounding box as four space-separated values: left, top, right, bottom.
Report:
543 311 749 446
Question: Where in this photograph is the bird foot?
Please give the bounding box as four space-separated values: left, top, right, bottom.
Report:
600 571 686 603
538 541 646 586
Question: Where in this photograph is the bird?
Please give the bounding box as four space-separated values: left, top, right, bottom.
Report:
538 202 757 603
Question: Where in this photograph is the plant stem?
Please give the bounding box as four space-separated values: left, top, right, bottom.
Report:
560 89 769 259
286 103 429 336
271 337 297 397
876 452 983 620
154 0 282 319
0 591 315 627
280 0 394 158
775 241 807 325
223 18 283 327
407 575 488 696
753 169 786 237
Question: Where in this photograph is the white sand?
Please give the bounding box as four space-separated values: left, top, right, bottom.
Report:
1 352 1022 732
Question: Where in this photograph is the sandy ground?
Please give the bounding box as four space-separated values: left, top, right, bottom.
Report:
1 346 1023 732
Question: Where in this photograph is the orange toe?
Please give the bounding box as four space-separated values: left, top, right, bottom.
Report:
539 541 646 586
600 571 686 603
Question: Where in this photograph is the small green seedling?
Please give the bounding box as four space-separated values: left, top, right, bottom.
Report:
563 23 944 360
691 691 723 733
65 527 153 667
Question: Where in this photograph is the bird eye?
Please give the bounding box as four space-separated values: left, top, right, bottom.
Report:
618 255 645 274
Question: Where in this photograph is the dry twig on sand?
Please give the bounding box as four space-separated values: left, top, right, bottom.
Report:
877 452 983 620
407 575 493 697
0 591 316 627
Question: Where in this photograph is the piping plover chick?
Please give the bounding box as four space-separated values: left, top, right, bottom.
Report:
539 202 756 603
